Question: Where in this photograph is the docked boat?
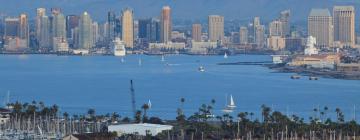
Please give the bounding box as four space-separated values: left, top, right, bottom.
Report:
309 76 319 80
161 55 165 62
111 38 126 56
198 66 205 72
291 75 301 79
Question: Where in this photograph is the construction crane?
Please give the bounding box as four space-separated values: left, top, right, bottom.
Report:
130 80 136 117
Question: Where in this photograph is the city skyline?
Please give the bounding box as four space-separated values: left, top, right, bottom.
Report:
1 0 360 23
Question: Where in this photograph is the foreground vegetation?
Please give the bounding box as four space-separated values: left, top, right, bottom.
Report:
3 100 360 140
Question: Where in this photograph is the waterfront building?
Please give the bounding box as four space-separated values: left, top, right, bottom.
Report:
53 37 69 52
208 15 224 42
108 123 173 136
4 17 19 37
267 36 285 51
190 41 217 54
239 26 248 44
78 12 93 50
308 8 333 48
4 16 28 51
149 42 185 50
122 8 134 48
333 6 355 48
92 22 99 45
304 36 318 55
289 54 340 69
160 6 172 43
192 24 202 42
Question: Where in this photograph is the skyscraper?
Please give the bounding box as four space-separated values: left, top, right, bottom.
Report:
279 10 290 37
52 13 66 39
78 12 93 50
66 15 79 39
269 20 283 37
107 11 116 40
192 24 202 42
4 17 19 37
160 6 172 43
255 25 265 47
18 14 29 44
138 18 160 43
122 8 134 48
308 8 333 48
333 6 355 47
36 8 46 40
208 15 224 42
239 26 248 44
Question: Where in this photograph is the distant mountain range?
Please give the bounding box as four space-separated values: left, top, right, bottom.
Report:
0 0 359 23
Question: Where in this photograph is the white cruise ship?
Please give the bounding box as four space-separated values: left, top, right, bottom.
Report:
111 38 126 56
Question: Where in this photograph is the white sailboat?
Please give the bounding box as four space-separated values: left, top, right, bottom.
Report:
138 58 142 66
121 57 125 63
224 52 228 59
222 94 236 113
148 100 152 109
161 55 165 62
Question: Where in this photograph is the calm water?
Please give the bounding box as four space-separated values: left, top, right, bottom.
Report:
0 54 359 121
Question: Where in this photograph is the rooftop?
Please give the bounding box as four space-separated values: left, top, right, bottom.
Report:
309 8 331 17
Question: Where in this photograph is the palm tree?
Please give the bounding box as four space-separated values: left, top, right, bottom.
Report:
135 110 142 123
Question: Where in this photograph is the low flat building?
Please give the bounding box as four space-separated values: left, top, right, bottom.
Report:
149 42 185 50
108 123 173 136
289 54 340 69
63 132 117 140
336 63 360 72
190 41 217 54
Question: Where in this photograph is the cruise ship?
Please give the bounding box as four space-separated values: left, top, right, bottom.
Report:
111 38 126 56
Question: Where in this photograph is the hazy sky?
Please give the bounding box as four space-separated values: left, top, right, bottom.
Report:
0 0 359 22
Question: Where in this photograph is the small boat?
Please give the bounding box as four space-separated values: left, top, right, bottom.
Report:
309 76 319 80
224 52 228 59
291 75 301 79
198 66 205 72
121 57 125 63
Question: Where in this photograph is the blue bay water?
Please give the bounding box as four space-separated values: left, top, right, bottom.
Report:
0 54 359 121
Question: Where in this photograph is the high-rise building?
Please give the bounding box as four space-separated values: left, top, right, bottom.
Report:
208 15 224 42
138 18 160 43
279 10 290 37
4 17 19 37
160 6 172 43
36 8 46 39
192 24 202 42
78 12 93 50
333 6 355 47
51 8 61 15
107 11 116 40
52 13 66 40
308 8 333 48
18 14 29 42
269 20 283 37
66 15 79 39
239 26 248 44
121 8 134 48
39 15 50 48
255 25 265 47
